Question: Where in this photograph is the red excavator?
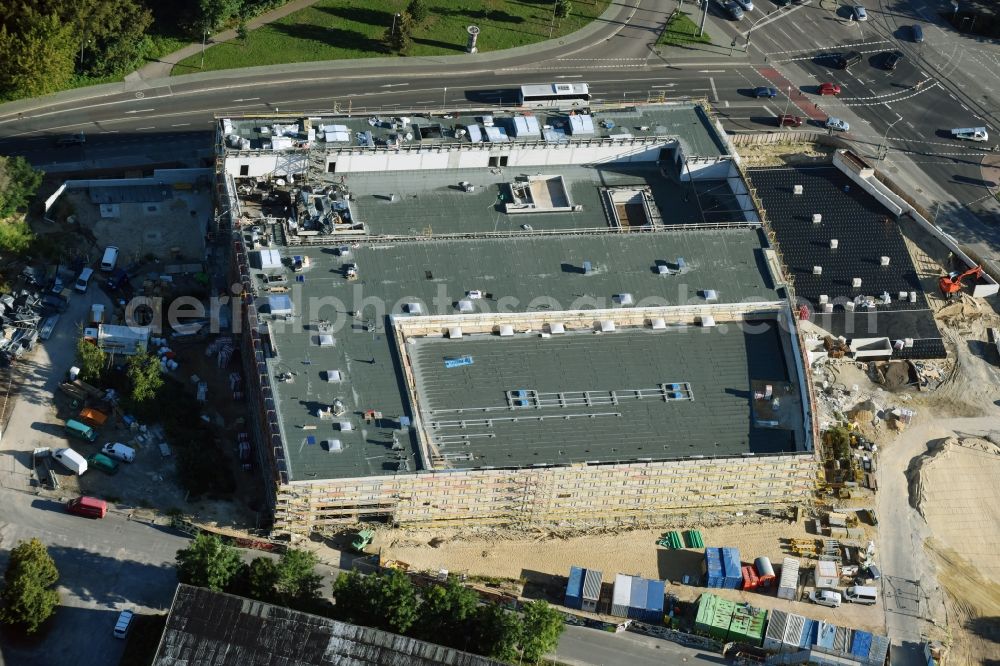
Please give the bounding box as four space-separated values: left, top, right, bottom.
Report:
939 265 983 298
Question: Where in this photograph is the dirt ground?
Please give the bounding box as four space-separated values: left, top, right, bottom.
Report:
374 515 884 633
736 141 836 168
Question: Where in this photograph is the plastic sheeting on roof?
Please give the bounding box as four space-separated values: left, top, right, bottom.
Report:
258 249 282 269
512 116 541 137
568 115 595 135
320 124 351 142
269 295 292 315
484 126 509 143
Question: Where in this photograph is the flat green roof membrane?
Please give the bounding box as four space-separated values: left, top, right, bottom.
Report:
261 229 789 480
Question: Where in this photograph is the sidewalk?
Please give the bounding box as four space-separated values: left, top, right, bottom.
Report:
132 0 323 81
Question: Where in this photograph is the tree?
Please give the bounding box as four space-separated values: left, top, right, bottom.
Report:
332 569 419 634
175 533 242 591
414 577 478 647
275 549 323 606
383 13 412 54
246 557 279 601
470 603 523 663
236 19 248 43
519 600 565 662
0 9 76 100
0 218 33 255
127 351 164 404
0 155 43 218
555 0 572 20
76 338 107 383
0 538 60 634
197 0 243 35
406 0 429 25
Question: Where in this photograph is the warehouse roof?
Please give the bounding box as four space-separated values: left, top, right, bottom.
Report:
258 228 788 480
152 585 502 666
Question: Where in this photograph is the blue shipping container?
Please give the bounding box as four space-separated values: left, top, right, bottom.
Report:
705 548 725 588
850 631 873 659
721 547 742 589
628 578 648 618
646 580 665 615
565 566 584 610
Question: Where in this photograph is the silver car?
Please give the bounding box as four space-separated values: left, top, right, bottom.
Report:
826 117 850 132
735 0 754 11
853 6 868 21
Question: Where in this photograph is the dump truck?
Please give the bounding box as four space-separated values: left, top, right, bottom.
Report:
351 529 375 553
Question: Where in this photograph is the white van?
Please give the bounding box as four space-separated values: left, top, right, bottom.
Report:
101 442 136 463
809 589 842 608
100 246 119 272
53 448 88 475
844 585 879 605
75 267 94 293
951 127 989 142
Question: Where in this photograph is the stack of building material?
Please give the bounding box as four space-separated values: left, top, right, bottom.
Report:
565 566 585 610
754 556 776 587
685 530 705 548
741 565 760 590
776 557 800 600
610 574 664 623
657 531 683 549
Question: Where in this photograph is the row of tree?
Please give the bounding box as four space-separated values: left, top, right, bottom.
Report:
0 0 288 100
174 533 564 663
0 154 42 255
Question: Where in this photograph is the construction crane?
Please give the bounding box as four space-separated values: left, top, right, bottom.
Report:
939 265 983 298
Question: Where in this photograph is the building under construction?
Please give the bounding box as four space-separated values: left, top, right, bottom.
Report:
216 102 817 536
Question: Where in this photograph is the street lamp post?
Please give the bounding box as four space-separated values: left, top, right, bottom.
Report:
391 12 401 36
878 114 903 161
201 29 209 69
782 85 792 117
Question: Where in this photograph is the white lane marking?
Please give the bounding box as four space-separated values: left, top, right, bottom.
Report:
738 1 811 39
135 126 156 130
699 70 725 73
232 97 261 101
170 123 191 127
555 75 584 78
124 109 155 114
762 107 777 117
709 77 718 101
691 88 711 91
413 100 434 104
99 130 118 134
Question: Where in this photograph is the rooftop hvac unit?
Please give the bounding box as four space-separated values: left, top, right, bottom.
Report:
614 293 634 306
830 239 839 249
845 302 855 312
456 299 474 313
325 369 342 382
657 264 670 275
813 266 823 275
337 421 353 431
880 256 890 266
324 439 343 453
548 322 566 334
499 325 514 337
898 291 908 300
812 213 822 224
318 334 335 347
405 302 423 315
909 291 917 303
650 318 667 330
819 295 829 304
702 289 718 301
448 326 463 339
823 303 834 313
852 277 862 288
794 185 803 195
700 315 716 327
599 320 616 333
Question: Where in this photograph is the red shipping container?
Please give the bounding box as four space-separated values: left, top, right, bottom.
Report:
741 565 760 590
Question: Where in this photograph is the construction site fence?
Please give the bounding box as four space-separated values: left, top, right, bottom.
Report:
728 131 851 149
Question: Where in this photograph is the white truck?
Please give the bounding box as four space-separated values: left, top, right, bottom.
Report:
101 443 136 463
950 127 989 142
53 448 88 475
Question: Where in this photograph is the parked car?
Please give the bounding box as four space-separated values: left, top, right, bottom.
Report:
753 86 778 98
882 50 904 71
826 117 851 132
853 5 868 21
723 0 744 19
101 442 136 463
818 82 842 95
114 610 134 639
65 496 108 519
911 24 924 42
734 0 754 11
809 589 843 608
55 133 85 147
778 114 803 127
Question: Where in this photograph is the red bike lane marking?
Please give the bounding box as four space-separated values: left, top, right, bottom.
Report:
758 66 828 122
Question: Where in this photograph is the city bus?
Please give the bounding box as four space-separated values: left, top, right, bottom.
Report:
517 83 591 108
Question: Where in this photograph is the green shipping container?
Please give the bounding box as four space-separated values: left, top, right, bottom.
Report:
727 604 767 645
694 593 737 640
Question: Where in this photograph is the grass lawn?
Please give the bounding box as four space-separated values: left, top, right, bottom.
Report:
657 11 711 46
172 0 609 75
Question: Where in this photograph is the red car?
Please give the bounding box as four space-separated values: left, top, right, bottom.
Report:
818 83 842 95
778 114 803 127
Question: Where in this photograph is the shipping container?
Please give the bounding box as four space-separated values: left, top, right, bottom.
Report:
867 634 891 666
565 566 584 610
851 631 873 659
645 579 665 622
816 621 837 649
728 603 767 646
611 574 632 618
777 557 800 600
763 609 788 651
582 569 602 612
721 547 743 589
704 547 725 588
628 577 648 620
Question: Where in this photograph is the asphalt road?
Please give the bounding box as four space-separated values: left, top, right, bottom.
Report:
555 625 727 666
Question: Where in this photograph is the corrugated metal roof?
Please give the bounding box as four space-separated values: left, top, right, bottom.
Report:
582 569 602 601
